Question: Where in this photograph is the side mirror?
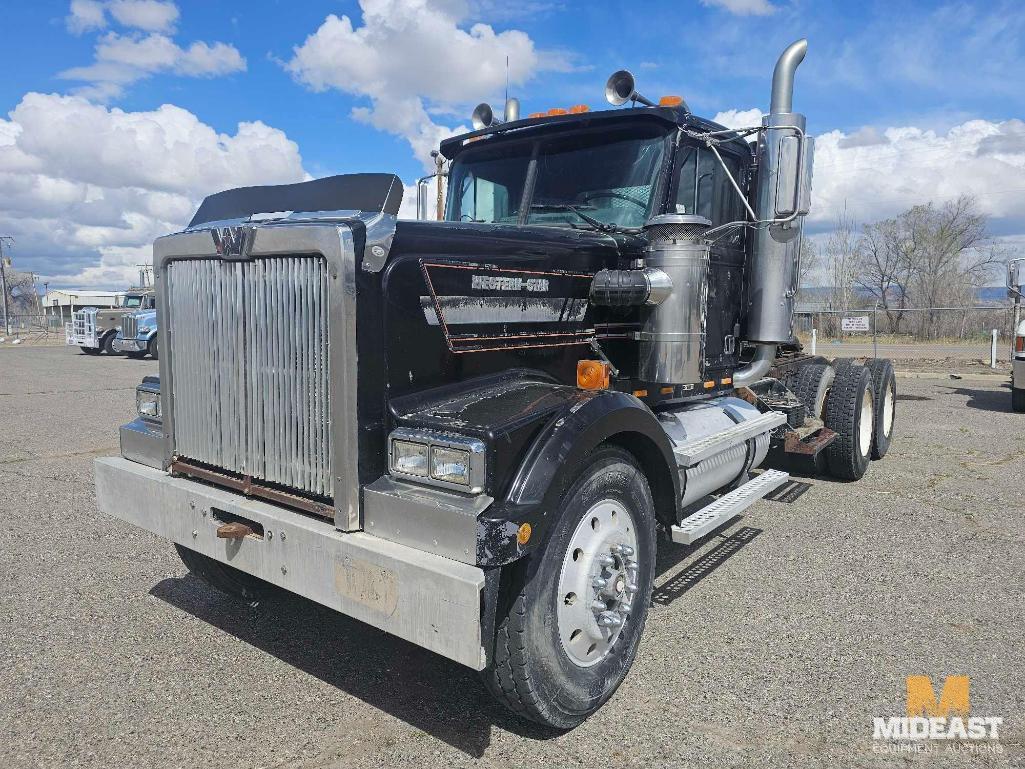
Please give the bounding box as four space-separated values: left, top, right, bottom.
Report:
1008 260 1022 293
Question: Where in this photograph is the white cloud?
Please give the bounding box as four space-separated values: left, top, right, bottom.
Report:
285 0 572 170
67 0 107 34
812 119 1025 229
66 0 180 35
0 93 306 286
700 0 777 16
108 0 179 33
59 1 243 100
712 108 763 130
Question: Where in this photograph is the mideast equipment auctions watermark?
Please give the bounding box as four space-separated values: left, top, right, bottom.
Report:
872 675 1003 756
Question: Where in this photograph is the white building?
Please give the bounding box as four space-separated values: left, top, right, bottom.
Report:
41 289 124 322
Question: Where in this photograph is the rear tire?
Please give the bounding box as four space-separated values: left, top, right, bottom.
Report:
174 544 270 603
1013 387 1025 413
863 359 896 459
792 363 835 421
484 446 656 729
824 364 874 481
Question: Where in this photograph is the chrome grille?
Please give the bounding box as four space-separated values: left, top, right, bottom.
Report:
122 314 137 338
166 257 333 498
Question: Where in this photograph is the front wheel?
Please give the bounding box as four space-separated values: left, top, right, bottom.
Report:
485 446 656 729
80 346 100 355
174 544 270 603
148 335 159 360
1013 386 1025 413
101 331 119 355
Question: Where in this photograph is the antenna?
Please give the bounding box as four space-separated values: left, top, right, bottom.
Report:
505 55 509 105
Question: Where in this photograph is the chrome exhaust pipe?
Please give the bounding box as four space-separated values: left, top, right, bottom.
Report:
769 39 807 114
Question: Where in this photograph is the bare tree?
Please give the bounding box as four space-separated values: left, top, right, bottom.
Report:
796 236 819 302
858 217 912 333
824 207 861 315
902 195 997 339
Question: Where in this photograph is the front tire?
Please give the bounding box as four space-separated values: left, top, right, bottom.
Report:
148 335 159 360
824 364 874 480
1013 386 1025 413
80 346 100 355
101 331 118 355
174 544 270 603
485 446 656 729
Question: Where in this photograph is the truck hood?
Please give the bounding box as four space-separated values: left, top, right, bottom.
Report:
389 219 644 263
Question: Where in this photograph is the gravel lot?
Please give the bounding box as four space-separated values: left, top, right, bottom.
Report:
2 346 1023 768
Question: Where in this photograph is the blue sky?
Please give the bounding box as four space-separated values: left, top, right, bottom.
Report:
3 0 1025 286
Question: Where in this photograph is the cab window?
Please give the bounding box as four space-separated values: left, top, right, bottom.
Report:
673 146 746 228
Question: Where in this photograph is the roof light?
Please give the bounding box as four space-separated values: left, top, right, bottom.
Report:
528 111 544 118
658 95 684 107
567 104 589 114
547 107 568 116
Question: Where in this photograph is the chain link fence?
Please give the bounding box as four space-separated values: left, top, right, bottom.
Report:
795 306 1017 367
0 314 65 343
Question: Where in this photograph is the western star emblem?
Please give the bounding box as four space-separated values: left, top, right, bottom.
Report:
471 274 549 292
211 226 248 257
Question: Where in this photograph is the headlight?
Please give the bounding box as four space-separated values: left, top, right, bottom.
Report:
430 446 470 485
138 325 152 334
392 440 428 477
136 388 161 420
388 428 485 493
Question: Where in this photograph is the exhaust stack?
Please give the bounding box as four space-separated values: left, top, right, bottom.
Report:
742 38 814 349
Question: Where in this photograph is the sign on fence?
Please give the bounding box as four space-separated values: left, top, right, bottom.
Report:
841 315 871 332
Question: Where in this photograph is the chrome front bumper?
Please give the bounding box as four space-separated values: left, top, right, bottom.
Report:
115 338 145 352
94 457 488 670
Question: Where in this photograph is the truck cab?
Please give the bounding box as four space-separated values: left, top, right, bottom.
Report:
92 39 896 729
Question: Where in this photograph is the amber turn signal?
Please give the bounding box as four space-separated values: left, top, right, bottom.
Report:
577 360 611 390
517 523 532 545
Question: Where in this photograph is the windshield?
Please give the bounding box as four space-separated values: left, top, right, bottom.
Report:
122 295 144 308
446 124 668 229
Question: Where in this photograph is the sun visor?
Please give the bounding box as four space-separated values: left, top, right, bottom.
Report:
188 173 403 227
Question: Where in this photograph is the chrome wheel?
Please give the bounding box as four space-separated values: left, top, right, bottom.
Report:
882 381 894 438
858 389 874 457
556 499 639 667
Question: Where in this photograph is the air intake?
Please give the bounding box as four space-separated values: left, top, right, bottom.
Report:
643 213 711 244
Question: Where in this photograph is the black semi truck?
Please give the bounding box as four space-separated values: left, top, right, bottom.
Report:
94 39 897 728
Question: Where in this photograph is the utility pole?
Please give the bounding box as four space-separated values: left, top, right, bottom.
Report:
0 236 14 337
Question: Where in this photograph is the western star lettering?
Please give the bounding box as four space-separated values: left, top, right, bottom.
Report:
471 274 549 292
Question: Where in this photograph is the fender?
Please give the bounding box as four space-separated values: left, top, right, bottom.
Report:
479 389 680 566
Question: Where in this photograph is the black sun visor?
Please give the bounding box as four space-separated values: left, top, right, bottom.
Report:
188 173 403 227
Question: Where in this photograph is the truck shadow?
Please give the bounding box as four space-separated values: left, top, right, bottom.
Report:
652 525 762 606
945 384 1012 413
149 574 560 758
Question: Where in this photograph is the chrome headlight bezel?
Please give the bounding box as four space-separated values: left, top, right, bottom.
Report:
136 384 161 422
388 428 486 494
137 325 153 335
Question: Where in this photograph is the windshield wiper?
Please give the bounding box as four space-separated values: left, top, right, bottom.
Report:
529 203 619 233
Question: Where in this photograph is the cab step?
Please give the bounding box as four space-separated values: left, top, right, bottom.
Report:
670 469 790 545
672 411 788 467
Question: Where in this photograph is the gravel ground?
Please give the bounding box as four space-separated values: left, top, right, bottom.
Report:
2 346 1022 768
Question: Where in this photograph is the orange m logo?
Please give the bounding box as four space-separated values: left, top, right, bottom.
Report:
906 675 970 717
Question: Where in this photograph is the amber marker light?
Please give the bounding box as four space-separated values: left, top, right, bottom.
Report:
517 523 532 545
658 95 684 107
547 107 568 116
567 104 589 113
577 360 610 390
